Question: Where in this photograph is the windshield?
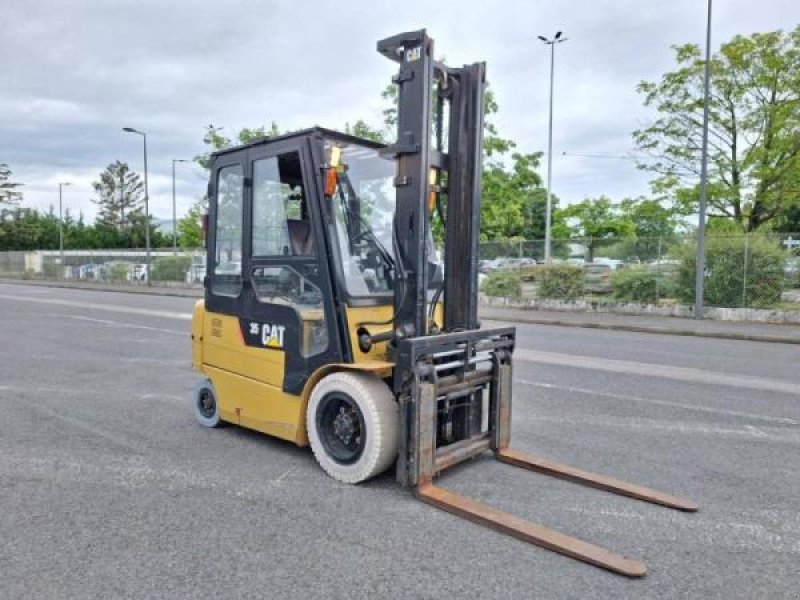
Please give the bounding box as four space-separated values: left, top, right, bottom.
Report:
327 141 443 299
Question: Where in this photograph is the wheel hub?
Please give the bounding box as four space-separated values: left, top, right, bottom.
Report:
316 392 367 465
198 390 216 418
333 407 360 445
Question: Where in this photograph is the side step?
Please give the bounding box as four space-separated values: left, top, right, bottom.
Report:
418 483 647 578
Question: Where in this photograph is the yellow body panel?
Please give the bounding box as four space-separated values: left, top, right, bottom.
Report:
191 301 394 446
344 302 443 363
201 311 284 387
345 304 393 362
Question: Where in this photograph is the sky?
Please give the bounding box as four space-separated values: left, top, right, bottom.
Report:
2 0 798 223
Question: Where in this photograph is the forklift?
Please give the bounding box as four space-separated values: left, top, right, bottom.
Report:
190 30 697 577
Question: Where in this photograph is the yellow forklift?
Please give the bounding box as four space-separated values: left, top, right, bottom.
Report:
191 30 697 577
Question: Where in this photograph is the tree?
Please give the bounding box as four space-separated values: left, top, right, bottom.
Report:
560 197 634 261
618 197 680 260
344 119 385 143
0 163 23 205
178 201 205 248
194 122 281 171
91 161 144 231
480 152 567 242
633 27 800 231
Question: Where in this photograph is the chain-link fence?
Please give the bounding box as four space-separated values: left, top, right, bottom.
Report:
478 233 800 312
2 233 799 313
0 248 206 287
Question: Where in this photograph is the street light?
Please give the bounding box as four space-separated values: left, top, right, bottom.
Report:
58 182 71 272
538 31 568 262
695 0 713 319
172 159 190 255
122 127 151 285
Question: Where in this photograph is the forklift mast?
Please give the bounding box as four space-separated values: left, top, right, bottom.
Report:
377 30 483 337
376 31 697 578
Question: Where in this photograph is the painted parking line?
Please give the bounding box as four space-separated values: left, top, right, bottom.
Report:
514 348 800 396
0 293 191 320
516 380 800 425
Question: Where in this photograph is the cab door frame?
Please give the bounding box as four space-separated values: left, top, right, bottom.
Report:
206 135 349 394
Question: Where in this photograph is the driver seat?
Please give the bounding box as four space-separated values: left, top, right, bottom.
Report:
287 219 314 255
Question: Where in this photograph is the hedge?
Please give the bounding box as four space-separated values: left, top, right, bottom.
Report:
150 255 192 282
674 236 786 308
481 270 522 299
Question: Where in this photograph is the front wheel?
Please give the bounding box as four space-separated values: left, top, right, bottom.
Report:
307 372 398 484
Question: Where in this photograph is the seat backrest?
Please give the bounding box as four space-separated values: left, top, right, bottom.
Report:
286 219 314 255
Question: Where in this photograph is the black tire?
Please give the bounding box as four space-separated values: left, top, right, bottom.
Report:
193 379 222 428
307 372 398 484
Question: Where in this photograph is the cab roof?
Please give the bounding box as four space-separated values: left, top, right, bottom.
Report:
210 126 386 158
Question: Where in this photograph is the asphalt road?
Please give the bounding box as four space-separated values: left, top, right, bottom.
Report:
1 282 798 599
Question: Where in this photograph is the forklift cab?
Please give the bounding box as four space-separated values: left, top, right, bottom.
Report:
202 128 439 399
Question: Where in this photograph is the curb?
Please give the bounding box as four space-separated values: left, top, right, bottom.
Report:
3 279 798 345
480 311 800 345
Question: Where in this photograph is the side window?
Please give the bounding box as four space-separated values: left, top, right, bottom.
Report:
212 164 244 297
252 152 313 257
251 265 328 356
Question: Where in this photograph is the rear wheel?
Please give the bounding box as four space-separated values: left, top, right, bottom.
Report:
307 371 398 484
193 379 222 428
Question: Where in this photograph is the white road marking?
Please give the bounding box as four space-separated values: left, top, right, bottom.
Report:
0 293 191 320
517 380 800 425
69 315 186 335
514 347 800 396
525 414 800 444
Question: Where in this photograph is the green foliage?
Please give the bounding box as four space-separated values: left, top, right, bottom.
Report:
345 119 385 143
560 197 635 260
92 161 144 230
178 201 206 249
536 264 584 301
674 235 787 307
616 198 679 260
0 163 23 205
612 267 674 304
0 206 171 252
108 262 132 283
150 255 192 282
633 27 800 231
480 153 567 248
481 270 521 299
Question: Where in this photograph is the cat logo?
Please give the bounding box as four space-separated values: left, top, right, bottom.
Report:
260 323 286 349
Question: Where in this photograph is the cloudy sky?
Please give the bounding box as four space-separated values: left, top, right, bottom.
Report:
2 0 798 222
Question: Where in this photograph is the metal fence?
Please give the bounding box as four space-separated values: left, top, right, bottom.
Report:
1 232 799 312
477 233 800 311
0 248 206 288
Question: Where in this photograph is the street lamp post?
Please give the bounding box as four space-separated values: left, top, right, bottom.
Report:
172 159 189 255
538 31 568 262
58 182 71 273
695 0 713 319
122 127 151 285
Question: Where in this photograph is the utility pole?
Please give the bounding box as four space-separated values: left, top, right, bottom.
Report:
58 182 71 272
538 31 568 262
695 0 713 319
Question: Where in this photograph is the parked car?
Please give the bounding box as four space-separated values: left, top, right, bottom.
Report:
128 263 148 282
591 258 625 271
505 257 536 269
77 263 105 280
186 263 206 284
